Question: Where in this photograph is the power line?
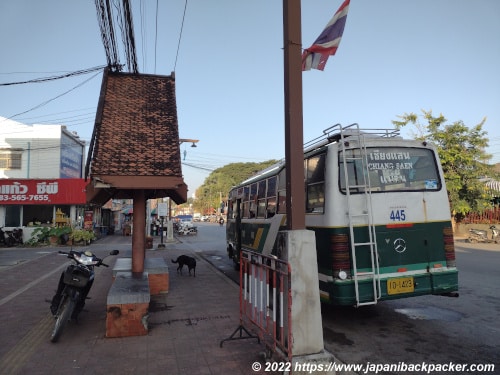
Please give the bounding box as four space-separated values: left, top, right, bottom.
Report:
2 72 102 122
0 65 107 86
154 0 159 73
94 0 120 70
140 0 148 72
174 0 188 72
15 107 95 122
182 162 215 172
121 0 139 73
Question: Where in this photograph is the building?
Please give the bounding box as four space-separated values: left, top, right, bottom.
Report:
0 117 87 240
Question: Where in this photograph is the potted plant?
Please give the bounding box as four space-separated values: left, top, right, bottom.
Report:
70 229 96 245
48 226 72 245
28 227 51 246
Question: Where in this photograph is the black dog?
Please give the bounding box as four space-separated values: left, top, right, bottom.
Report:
171 255 196 277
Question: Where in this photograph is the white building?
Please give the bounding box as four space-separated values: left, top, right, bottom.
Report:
0 117 87 238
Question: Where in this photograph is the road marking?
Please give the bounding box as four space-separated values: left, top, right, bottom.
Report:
0 261 69 307
0 314 53 374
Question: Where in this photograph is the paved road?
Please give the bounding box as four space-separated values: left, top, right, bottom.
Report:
2 226 499 374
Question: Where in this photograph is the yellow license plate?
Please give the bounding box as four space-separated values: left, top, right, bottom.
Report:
387 277 414 295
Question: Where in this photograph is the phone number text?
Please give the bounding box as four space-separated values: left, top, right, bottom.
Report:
0 194 50 202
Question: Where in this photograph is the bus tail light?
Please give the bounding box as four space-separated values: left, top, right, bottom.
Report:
443 227 456 267
331 233 351 279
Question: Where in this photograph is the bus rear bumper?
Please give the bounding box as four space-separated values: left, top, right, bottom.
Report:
320 270 459 306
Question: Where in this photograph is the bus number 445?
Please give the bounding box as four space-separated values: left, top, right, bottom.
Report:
390 210 406 221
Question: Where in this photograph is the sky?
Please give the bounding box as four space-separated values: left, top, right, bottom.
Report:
1 0 499 198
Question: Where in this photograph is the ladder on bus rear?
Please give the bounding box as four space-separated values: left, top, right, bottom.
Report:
338 124 381 306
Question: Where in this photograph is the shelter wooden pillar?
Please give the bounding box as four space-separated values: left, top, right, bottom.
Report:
132 189 146 273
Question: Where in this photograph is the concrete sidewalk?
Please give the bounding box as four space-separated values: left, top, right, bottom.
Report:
0 235 278 375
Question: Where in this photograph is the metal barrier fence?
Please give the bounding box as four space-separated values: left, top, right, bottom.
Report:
221 249 292 360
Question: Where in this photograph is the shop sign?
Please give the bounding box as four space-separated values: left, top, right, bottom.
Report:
0 179 87 205
84 210 93 230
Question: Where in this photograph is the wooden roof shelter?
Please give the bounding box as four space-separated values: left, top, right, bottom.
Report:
85 69 187 205
85 68 187 273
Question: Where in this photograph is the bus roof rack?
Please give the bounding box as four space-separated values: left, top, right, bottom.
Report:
304 123 400 152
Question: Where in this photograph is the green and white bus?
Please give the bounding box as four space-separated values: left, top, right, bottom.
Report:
226 124 458 307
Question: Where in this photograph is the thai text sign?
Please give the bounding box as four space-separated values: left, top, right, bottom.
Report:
0 179 87 205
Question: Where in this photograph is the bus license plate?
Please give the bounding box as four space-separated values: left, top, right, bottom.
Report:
387 277 414 295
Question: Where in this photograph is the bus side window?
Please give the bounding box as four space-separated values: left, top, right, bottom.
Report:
277 190 286 214
257 199 266 218
242 201 250 218
306 153 326 213
256 180 267 218
277 168 287 214
267 176 277 197
267 197 276 217
307 183 325 213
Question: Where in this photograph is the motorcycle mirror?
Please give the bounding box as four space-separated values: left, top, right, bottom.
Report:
109 250 119 255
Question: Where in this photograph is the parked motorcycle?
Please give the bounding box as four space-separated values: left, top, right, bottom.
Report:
0 227 18 247
467 225 499 243
11 228 23 244
49 249 119 342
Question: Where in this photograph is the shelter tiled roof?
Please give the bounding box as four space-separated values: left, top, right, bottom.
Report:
85 69 187 204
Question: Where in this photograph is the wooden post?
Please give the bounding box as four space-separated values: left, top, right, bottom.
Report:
132 189 146 273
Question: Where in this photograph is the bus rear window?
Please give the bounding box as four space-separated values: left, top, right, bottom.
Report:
339 147 441 193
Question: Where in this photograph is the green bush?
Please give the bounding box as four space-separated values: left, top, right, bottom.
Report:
70 229 96 244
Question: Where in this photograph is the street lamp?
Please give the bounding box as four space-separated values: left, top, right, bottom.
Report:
179 138 199 147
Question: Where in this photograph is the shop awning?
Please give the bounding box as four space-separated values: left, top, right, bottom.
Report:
481 177 500 195
121 207 133 215
485 179 500 192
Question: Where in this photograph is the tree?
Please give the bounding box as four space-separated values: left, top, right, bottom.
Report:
392 110 495 221
192 160 279 214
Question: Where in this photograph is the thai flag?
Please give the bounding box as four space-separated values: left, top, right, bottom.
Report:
302 0 350 71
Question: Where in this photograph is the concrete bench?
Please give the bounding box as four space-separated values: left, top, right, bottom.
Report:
106 271 150 338
112 257 169 295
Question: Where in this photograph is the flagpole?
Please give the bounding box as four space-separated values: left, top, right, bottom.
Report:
283 0 305 230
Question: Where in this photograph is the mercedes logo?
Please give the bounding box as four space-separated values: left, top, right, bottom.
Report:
393 238 406 253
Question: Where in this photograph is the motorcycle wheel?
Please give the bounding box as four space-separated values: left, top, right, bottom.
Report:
50 295 75 343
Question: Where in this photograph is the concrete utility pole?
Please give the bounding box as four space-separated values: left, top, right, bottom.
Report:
283 0 305 230
282 1 337 369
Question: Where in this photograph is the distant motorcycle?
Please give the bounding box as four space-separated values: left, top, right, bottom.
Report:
467 225 499 243
176 223 197 236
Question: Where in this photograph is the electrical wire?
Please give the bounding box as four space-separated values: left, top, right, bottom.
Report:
0 66 107 86
174 0 188 72
2 72 102 121
154 0 159 73
140 0 147 72
95 0 120 70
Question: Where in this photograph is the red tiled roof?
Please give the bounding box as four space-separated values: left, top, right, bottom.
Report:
85 69 187 204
